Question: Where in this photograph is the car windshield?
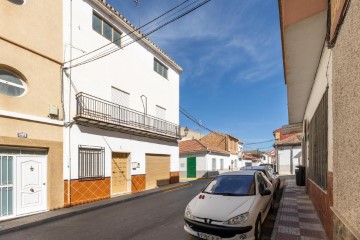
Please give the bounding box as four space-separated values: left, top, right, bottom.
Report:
203 175 255 196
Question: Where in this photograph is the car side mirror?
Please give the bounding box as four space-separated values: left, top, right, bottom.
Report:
260 189 271 196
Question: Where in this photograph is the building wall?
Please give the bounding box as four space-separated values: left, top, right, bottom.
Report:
277 145 301 175
0 137 63 210
332 0 360 237
63 0 179 123
302 46 334 240
0 0 64 218
179 153 207 178
0 0 63 63
62 0 180 205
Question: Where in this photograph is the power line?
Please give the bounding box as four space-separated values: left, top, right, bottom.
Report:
180 106 213 133
65 0 211 70
64 0 191 64
244 139 274 145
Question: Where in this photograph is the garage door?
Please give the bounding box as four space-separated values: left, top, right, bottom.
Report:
145 154 170 189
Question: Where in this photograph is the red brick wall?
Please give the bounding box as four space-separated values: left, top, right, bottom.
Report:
308 172 333 240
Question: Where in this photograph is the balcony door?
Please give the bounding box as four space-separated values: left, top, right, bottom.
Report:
111 87 129 124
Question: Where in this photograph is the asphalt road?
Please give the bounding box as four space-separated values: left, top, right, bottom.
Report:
1 178 285 240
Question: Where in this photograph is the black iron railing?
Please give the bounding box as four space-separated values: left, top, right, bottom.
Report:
75 92 180 138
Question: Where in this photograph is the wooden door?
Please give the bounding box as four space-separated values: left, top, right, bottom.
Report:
112 153 128 194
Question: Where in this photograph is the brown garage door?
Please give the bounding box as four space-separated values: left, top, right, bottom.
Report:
145 154 170 189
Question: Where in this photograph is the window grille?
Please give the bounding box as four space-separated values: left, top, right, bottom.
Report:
78 146 105 179
308 89 328 189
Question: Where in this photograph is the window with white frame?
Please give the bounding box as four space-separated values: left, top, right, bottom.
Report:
156 105 166 120
92 12 121 46
78 146 105 179
153 58 168 79
0 69 26 97
111 87 129 107
0 155 14 217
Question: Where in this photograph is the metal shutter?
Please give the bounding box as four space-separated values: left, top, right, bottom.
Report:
145 154 170 189
111 87 129 107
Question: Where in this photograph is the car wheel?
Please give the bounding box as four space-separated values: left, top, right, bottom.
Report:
255 215 262 240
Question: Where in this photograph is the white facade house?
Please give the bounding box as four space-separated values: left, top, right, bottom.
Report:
62 0 182 205
179 139 241 178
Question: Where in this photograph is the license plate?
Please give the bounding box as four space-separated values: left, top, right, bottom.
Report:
198 232 221 240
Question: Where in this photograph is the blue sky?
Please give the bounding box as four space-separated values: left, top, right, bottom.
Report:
107 0 288 150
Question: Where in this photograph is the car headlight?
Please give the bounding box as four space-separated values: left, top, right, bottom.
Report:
224 212 249 225
185 205 195 220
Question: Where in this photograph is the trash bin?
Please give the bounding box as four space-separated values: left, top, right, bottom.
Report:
295 165 305 186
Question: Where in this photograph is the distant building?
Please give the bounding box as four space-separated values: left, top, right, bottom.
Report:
179 132 241 178
273 127 302 175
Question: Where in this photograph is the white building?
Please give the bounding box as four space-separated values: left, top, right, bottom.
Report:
63 0 182 205
275 133 302 175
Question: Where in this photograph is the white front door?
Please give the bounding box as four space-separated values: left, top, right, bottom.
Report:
16 156 47 216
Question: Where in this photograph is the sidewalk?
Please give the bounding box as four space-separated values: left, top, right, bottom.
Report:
0 182 190 236
271 178 327 240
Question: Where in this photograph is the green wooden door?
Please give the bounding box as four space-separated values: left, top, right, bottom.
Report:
187 157 196 178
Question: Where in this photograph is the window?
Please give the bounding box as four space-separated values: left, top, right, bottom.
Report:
308 90 328 189
0 156 14 217
111 87 129 107
203 175 255 196
156 105 166 120
92 12 121 46
78 146 105 179
0 69 26 97
212 158 216 171
154 58 168 79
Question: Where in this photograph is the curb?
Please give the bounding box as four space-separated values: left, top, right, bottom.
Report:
0 182 191 236
270 179 288 240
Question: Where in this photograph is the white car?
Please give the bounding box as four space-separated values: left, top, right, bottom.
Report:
184 171 274 240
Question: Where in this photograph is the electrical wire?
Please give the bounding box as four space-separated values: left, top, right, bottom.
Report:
64 0 191 64
65 0 211 70
244 139 274 145
180 106 213 133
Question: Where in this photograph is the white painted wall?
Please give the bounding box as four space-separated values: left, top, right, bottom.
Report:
277 145 301 175
62 0 180 182
303 47 333 171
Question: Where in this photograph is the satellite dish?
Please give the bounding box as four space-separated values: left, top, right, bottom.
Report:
8 0 26 5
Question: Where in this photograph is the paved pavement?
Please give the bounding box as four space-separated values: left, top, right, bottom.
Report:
0 181 190 236
271 177 327 240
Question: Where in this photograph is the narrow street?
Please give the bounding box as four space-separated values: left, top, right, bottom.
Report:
1 179 285 240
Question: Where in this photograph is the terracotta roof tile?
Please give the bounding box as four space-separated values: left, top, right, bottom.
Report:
179 140 207 153
275 133 302 146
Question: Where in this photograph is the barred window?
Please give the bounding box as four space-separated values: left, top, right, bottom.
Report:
308 89 328 189
78 146 105 179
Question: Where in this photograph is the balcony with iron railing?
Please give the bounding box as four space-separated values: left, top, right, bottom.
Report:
74 92 180 141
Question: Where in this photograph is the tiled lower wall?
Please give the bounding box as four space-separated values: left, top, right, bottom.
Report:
64 178 111 206
170 171 179 184
307 172 333 240
131 174 146 193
